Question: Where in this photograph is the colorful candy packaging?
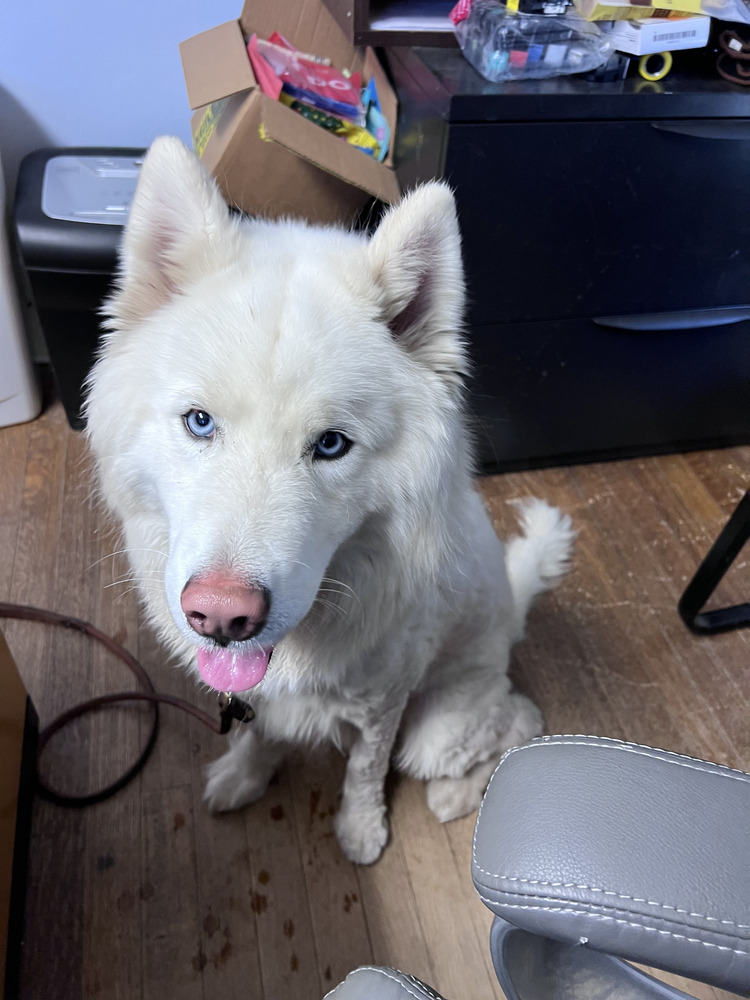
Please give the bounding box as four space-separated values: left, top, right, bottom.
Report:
362 78 390 163
248 33 365 124
278 93 380 156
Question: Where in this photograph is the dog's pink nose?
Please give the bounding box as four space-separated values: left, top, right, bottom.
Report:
180 572 270 645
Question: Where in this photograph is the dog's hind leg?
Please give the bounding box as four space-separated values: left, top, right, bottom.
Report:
426 757 500 823
424 691 542 822
407 499 572 823
204 725 285 813
397 680 543 823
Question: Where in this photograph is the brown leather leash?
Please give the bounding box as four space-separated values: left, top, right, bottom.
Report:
0 602 254 808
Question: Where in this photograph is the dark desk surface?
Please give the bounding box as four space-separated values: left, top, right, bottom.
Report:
389 44 750 120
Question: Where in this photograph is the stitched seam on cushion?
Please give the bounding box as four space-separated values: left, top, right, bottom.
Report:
404 974 447 1000
481 888 750 942
475 895 750 956
473 735 750 930
538 736 750 782
323 967 442 1000
491 736 750 786
472 879 750 932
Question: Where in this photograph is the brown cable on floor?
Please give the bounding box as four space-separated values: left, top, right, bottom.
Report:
0 603 253 808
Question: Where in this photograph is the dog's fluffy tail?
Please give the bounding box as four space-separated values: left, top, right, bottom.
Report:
505 498 574 642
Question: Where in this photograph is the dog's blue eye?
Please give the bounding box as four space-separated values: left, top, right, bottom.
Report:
184 409 215 438
313 430 351 460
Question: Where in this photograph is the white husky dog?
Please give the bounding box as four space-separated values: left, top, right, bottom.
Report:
85 137 573 864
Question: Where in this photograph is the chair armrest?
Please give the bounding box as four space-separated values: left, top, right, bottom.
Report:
325 966 449 1000
472 735 750 995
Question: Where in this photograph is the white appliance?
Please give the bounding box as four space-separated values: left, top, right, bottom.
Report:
0 152 40 428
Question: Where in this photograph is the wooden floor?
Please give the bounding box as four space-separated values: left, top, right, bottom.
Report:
1 398 748 1000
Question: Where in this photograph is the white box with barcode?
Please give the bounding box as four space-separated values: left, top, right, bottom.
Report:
607 14 710 54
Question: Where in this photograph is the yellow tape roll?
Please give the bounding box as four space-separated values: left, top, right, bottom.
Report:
638 51 673 81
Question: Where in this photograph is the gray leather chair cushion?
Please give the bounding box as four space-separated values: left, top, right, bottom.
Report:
489 916 699 1000
325 966 448 999
472 735 750 995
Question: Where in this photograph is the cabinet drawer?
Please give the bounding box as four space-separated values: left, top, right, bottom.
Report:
468 313 750 471
447 120 750 326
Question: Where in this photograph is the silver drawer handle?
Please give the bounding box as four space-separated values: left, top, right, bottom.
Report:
593 307 750 331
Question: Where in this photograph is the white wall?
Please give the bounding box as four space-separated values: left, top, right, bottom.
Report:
0 0 238 198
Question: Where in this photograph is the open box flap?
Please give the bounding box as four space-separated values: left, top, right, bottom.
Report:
258 96 400 204
239 0 363 74
191 92 251 169
180 20 257 110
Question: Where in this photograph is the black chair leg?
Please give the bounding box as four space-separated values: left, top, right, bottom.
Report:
678 490 750 635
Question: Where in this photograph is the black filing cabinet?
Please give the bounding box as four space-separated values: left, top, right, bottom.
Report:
388 47 750 471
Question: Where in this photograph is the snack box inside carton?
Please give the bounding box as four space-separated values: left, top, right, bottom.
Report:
607 13 710 53
575 0 706 18
179 0 401 225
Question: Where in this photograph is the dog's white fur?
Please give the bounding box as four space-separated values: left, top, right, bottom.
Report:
85 137 573 864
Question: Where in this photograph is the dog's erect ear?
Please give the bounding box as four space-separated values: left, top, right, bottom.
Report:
368 182 468 388
107 136 240 329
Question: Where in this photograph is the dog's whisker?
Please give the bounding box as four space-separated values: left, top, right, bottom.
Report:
112 586 145 604
112 579 161 593
314 592 356 621
313 597 349 621
103 574 162 591
287 558 313 573
320 577 363 613
87 547 167 572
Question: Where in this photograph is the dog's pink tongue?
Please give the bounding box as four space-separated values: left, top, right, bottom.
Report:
197 646 271 692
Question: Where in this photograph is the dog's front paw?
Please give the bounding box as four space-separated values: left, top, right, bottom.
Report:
203 751 270 813
334 804 389 865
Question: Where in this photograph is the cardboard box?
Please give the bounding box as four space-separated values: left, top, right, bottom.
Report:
607 13 710 53
0 628 35 999
179 1 401 225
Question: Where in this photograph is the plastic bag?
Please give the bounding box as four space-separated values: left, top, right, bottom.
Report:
452 0 612 80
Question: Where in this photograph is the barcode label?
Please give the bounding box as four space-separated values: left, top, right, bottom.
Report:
652 29 697 40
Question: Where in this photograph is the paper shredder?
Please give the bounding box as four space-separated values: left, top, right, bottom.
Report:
13 148 145 429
